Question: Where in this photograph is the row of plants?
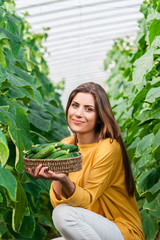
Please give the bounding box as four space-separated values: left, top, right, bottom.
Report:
0 0 69 239
104 0 160 239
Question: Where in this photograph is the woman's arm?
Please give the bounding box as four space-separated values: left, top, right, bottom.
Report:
28 164 75 199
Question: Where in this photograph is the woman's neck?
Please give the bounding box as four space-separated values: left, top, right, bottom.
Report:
76 132 99 145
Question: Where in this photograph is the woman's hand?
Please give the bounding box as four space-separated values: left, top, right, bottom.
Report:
28 164 68 181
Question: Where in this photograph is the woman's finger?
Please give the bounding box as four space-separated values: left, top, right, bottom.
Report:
28 168 34 176
34 164 43 176
39 166 49 176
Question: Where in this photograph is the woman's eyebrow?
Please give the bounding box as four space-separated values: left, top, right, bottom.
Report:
72 101 95 108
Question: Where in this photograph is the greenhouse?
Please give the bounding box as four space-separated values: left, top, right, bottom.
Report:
0 0 160 239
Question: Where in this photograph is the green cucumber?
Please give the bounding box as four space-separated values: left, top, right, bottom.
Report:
47 150 67 159
46 149 58 158
32 145 56 159
61 144 79 152
31 146 43 153
55 152 80 159
26 153 35 159
53 142 64 148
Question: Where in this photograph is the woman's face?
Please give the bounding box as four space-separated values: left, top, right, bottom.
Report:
67 92 98 136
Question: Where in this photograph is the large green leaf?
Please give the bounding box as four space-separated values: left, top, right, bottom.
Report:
0 167 17 201
28 109 51 132
0 40 6 68
135 133 153 157
148 181 160 195
0 129 9 166
0 105 17 129
144 193 160 211
145 86 160 103
136 167 160 196
132 49 154 89
149 19 160 45
0 214 8 237
12 181 28 232
136 154 152 168
9 107 32 172
152 128 160 149
140 209 158 240
19 214 35 238
0 27 22 57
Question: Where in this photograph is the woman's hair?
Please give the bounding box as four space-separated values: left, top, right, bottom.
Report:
66 82 135 196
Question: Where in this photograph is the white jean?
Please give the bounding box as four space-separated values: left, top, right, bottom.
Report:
52 204 124 240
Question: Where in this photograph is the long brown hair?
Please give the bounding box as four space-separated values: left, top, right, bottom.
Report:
66 82 135 196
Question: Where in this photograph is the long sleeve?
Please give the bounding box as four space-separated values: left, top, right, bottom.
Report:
50 139 122 208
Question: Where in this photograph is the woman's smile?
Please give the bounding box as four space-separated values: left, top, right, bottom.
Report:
72 119 85 124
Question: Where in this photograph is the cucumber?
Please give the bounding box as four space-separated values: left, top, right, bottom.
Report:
61 144 79 152
31 146 43 153
26 153 35 159
47 150 67 159
55 152 80 159
45 149 58 158
32 145 56 159
53 142 64 148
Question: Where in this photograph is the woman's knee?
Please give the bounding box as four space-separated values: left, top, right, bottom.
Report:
52 204 73 232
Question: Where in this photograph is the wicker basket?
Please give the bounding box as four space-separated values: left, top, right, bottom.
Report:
23 153 82 174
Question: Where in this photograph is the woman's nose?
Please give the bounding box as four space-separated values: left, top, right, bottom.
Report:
75 107 83 117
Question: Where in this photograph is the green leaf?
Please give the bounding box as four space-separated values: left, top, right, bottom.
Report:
136 154 152 168
136 167 160 196
0 27 22 57
8 107 32 172
0 214 7 237
0 193 3 202
32 223 47 240
153 122 160 134
0 40 6 68
135 133 153 157
0 129 9 166
152 129 160 149
0 105 17 129
144 193 160 211
149 19 160 46
19 214 35 238
131 86 150 106
0 167 17 201
145 87 160 103
132 49 154 89
8 85 31 99
28 109 51 132
12 181 28 232
148 181 160 194
140 209 158 240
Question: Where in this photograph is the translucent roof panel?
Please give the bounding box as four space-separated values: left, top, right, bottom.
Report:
15 0 143 107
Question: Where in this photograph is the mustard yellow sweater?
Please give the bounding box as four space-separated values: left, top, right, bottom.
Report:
50 136 145 240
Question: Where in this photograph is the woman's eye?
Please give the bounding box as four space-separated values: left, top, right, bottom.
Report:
72 103 78 108
86 107 93 111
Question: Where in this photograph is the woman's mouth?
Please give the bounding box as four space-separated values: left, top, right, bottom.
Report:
72 119 84 124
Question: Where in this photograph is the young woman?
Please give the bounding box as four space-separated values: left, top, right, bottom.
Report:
28 82 145 240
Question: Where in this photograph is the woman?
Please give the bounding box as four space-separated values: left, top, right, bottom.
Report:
28 82 145 240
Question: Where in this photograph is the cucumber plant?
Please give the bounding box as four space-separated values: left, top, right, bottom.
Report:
104 0 160 239
0 0 69 239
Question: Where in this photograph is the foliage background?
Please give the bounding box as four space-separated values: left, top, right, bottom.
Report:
0 0 160 239
0 0 69 239
104 0 160 239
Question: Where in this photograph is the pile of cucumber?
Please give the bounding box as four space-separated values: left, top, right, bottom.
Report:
23 142 80 160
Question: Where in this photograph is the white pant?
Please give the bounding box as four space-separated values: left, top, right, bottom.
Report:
52 204 124 240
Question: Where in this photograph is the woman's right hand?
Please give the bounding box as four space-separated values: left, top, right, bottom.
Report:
28 164 68 181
